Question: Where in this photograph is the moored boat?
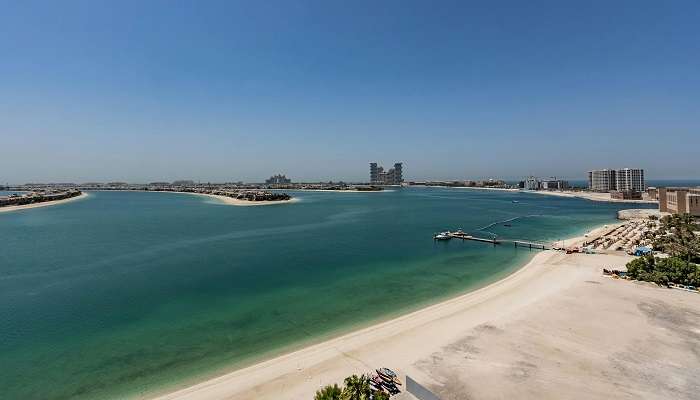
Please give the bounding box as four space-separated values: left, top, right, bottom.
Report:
433 232 451 240
376 367 401 386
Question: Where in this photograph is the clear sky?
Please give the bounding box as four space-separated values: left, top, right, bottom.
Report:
1 0 698 183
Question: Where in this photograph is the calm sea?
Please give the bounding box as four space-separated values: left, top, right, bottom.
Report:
0 188 654 399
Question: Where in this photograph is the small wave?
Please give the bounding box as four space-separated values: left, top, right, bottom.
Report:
474 214 543 234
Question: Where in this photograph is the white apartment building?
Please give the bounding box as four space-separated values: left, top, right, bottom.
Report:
588 168 644 192
588 169 617 192
616 168 645 192
524 176 540 190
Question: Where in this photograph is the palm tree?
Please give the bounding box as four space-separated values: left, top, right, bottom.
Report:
315 384 342 400
341 374 371 400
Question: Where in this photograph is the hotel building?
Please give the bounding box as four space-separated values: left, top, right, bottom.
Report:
370 162 403 185
265 174 292 184
658 187 700 216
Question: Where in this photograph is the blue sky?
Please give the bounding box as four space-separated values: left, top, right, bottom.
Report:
1 0 698 183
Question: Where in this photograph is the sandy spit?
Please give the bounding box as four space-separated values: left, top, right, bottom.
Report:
0 192 89 213
193 192 299 206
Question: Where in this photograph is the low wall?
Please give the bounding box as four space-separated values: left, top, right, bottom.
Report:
406 375 441 400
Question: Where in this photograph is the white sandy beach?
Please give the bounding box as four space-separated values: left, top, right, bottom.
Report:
450 186 519 192
0 192 89 213
530 190 658 204
153 223 699 400
93 190 299 206
196 192 299 206
268 188 393 193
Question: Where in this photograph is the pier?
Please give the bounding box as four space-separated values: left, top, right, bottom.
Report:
512 241 550 250
446 232 501 245
436 231 550 250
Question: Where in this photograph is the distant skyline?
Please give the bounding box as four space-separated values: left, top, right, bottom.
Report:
2 1 699 183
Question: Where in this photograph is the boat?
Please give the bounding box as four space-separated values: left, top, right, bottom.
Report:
433 232 451 240
512 200 519 203
503 223 512 227
376 368 401 386
377 368 397 378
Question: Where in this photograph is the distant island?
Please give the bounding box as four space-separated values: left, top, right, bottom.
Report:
0 189 85 212
165 187 293 205
1 181 386 210
8 181 384 195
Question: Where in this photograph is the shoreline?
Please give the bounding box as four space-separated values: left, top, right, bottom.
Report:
275 188 393 193
408 185 519 191
88 190 298 206
192 192 299 206
449 186 519 192
0 192 89 213
152 222 623 400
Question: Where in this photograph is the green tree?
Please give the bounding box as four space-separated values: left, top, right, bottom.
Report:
315 384 342 400
626 255 654 279
372 390 390 400
341 374 371 400
653 214 700 264
627 254 700 287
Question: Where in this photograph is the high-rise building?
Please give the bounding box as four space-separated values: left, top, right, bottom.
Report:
369 163 379 184
588 169 617 192
370 162 403 185
541 178 569 190
588 168 644 192
615 168 645 192
265 174 291 184
524 176 540 190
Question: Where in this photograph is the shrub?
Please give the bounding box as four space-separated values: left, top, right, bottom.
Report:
315 384 342 400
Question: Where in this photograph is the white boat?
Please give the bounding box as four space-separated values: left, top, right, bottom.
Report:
433 232 451 240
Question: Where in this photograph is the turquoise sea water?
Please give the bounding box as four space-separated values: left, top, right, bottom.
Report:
0 189 654 399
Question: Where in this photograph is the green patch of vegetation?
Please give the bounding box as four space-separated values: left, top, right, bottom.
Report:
651 214 700 263
627 214 700 286
314 374 390 400
626 255 699 286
